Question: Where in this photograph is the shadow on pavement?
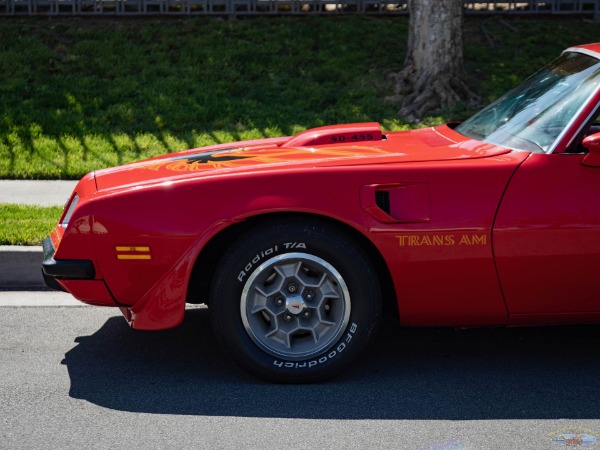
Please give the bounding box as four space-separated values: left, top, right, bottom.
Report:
62 308 600 419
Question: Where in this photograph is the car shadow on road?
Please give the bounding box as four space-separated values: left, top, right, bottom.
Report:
62 307 600 420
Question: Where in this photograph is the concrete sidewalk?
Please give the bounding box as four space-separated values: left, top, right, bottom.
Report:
1 180 77 290
0 180 77 206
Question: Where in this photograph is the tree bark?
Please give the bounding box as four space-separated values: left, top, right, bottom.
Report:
389 0 480 122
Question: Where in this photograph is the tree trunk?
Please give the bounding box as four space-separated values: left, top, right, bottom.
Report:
390 0 480 122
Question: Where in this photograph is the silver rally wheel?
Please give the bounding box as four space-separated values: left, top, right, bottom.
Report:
209 220 382 382
240 253 351 361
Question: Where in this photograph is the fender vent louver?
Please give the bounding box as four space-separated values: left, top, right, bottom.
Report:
375 191 390 214
361 183 430 224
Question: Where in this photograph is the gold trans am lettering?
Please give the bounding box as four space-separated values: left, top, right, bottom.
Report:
397 234 487 247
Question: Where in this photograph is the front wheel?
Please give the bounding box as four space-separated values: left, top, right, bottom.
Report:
209 220 381 383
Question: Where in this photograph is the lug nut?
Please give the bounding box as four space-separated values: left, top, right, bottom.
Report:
287 283 298 293
283 312 294 322
303 290 315 301
301 309 312 319
274 297 284 307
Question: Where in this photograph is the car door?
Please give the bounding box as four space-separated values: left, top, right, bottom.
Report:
493 149 600 319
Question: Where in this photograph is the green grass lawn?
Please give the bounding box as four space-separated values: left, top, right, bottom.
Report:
2 16 600 180
0 204 63 245
2 16 600 245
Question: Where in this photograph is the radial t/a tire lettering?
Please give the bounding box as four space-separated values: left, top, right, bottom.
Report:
209 220 382 383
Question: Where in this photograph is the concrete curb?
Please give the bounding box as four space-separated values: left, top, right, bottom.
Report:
1 180 78 290
0 246 46 290
0 290 85 306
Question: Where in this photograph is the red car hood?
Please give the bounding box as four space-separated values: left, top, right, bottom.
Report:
94 123 512 193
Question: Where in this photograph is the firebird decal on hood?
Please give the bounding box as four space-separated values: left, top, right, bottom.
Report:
142 147 251 171
175 148 249 165
141 146 390 173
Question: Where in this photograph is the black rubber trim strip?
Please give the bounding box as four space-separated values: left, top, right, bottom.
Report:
41 270 66 292
41 236 95 280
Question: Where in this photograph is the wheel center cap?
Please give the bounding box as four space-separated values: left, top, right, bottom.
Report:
286 297 306 315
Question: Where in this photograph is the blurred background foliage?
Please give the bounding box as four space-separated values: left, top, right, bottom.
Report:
1 16 600 179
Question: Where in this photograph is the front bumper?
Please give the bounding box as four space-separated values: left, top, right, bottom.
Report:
41 237 95 291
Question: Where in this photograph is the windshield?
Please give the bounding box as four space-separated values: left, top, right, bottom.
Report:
456 51 600 153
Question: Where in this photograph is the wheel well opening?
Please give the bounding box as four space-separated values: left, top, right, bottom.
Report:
186 213 398 320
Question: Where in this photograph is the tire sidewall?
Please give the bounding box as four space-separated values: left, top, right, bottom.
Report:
210 222 380 382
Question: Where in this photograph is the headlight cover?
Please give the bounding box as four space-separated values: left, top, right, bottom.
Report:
61 194 79 228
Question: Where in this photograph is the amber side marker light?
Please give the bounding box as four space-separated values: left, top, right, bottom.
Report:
115 246 152 260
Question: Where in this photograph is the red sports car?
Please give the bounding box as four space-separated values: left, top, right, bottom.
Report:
43 44 600 382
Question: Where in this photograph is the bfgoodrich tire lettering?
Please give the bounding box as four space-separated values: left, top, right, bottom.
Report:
209 220 381 383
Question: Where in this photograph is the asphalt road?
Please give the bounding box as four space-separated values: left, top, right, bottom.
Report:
2 293 600 449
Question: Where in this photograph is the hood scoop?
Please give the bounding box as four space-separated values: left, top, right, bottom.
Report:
281 122 383 148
